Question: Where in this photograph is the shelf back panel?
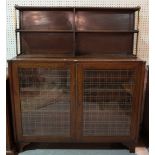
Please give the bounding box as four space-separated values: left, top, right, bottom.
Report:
21 33 74 55
21 10 74 30
77 33 133 56
76 10 134 31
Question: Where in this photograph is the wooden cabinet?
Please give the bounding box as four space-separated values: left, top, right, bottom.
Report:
8 58 145 152
8 6 146 154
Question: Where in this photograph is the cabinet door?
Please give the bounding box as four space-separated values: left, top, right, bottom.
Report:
10 62 76 142
77 62 145 142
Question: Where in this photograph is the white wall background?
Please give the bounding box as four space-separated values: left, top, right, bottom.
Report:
6 0 149 63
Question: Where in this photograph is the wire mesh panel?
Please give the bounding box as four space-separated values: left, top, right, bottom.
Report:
18 67 71 136
83 69 136 136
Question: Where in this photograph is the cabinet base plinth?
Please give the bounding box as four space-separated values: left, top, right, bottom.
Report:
15 142 136 153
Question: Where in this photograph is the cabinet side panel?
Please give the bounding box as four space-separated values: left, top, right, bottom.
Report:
135 62 146 141
8 61 19 142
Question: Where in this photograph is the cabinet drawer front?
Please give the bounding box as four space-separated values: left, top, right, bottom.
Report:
10 62 75 142
77 62 144 142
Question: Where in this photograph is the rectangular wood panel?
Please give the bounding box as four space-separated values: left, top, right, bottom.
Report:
21 10 74 30
77 33 133 56
21 33 74 55
76 10 134 31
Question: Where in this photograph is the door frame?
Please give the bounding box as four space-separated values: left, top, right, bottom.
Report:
9 60 76 142
76 61 145 143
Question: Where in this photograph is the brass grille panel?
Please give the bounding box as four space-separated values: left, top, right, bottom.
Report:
83 70 135 136
18 67 70 136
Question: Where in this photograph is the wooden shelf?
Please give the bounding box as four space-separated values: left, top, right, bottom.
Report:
16 29 138 33
16 29 74 33
15 6 140 56
15 5 140 11
75 30 139 33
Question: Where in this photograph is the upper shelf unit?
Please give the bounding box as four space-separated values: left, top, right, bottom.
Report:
15 6 140 57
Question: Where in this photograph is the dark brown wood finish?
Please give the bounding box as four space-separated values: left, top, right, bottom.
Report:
8 58 146 152
75 10 134 31
9 56 143 62
20 32 74 55
76 61 145 143
76 33 133 56
8 6 146 154
8 58 143 142
9 61 76 142
15 6 140 56
6 75 16 155
21 10 74 30
140 66 149 147
15 5 140 11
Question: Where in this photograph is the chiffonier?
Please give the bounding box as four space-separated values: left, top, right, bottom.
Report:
8 6 146 153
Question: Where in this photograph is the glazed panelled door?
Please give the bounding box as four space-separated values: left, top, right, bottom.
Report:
11 62 75 142
77 62 141 142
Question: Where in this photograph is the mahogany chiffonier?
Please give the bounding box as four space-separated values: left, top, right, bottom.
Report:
8 6 146 153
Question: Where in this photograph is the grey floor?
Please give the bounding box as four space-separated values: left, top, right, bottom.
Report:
18 147 149 155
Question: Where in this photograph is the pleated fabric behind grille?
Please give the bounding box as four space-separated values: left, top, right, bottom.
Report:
83 69 135 136
18 67 70 136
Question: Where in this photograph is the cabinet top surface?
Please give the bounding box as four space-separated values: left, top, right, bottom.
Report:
8 56 145 63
